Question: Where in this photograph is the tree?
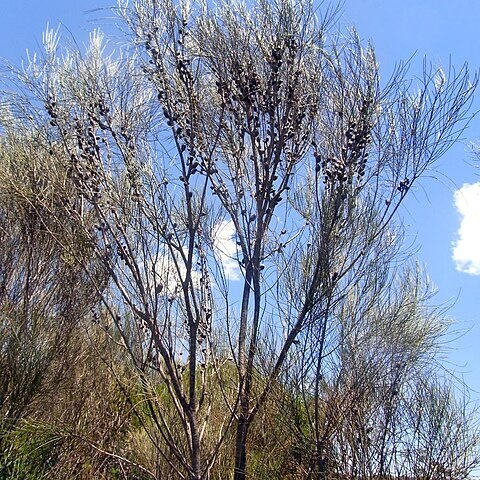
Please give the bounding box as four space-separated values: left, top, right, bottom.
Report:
280 262 480 479
1 0 477 478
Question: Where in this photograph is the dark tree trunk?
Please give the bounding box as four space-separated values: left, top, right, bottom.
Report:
234 415 250 480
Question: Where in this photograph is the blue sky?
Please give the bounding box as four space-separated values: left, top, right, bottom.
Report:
0 1 114 62
1 1 479 397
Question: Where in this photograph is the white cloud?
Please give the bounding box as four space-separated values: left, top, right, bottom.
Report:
452 182 480 275
141 220 241 295
212 220 241 280
142 250 202 299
